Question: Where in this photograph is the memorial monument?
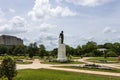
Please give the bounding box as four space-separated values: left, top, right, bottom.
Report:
57 31 67 62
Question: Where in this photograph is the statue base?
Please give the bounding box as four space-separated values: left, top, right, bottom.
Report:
57 43 67 62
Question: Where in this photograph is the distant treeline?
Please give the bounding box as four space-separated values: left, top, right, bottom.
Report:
0 41 120 58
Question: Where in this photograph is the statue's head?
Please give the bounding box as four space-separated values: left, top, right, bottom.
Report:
61 31 63 33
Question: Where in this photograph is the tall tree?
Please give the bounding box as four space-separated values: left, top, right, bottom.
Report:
113 42 120 56
51 48 58 58
39 44 46 58
13 45 27 56
76 45 83 58
66 45 74 56
8 45 16 55
0 46 8 55
27 42 38 58
104 43 113 49
82 41 97 56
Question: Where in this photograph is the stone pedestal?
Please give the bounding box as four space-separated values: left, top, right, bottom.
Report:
57 39 67 62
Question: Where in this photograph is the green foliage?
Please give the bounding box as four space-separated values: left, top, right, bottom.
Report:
112 43 120 55
92 50 102 57
0 46 8 55
7 45 16 55
13 69 120 80
104 43 113 49
66 45 74 56
88 57 118 63
1 57 17 80
0 65 3 78
76 45 83 57
7 45 27 56
12 45 27 56
0 41 120 58
107 51 117 57
27 42 39 58
51 48 57 58
104 42 120 56
43 61 84 64
82 41 98 57
39 44 47 58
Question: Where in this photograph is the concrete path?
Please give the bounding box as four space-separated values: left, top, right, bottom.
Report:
17 59 52 69
45 67 120 77
17 59 120 77
77 57 120 69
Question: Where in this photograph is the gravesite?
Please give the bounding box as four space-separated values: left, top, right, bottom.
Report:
0 0 120 80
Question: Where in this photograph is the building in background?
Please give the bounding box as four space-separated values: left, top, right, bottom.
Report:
0 35 23 46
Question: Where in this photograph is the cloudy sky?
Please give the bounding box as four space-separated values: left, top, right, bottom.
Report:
0 0 120 50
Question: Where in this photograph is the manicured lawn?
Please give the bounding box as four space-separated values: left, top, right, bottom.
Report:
0 56 32 64
0 56 29 60
0 56 4 60
5 69 118 80
42 61 84 64
72 56 81 59
16 61 32 64
88 57 119 63
13 56 30 60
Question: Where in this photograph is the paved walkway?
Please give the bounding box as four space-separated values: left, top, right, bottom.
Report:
17 59 52 69
77 57 120 69
45 67 120 77
17 59 120 77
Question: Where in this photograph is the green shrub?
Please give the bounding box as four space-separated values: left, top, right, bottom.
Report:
107 51 117 57
0 65 3 78
1 57 17 80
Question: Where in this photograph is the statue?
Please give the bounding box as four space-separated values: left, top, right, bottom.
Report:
59 31 64 44
57 30 67 62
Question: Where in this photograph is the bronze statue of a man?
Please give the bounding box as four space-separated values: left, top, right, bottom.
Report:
59 31 64 44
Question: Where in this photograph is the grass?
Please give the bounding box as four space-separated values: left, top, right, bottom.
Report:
42 61 84 64
0 56 30 60
0 56 5 60
71 56 81 59
56 66 120 73
16 61 32 64
0 56 32 64
1 69 119 80
88 57 119 63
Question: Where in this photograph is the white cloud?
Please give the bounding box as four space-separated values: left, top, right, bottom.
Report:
37 32 57 43
82 36 94 41
0 8 4 17
10 16 26 27
103 27 111 33
39 23 57 32
117 35 120 40
28 0 77 21
22 38 30 45
56 0 63 3
50 6 76 17
0 8 6 24
0 16 27 34
103 27 117 33
37 32 58 49
9 8 16 13
65 0 113 7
